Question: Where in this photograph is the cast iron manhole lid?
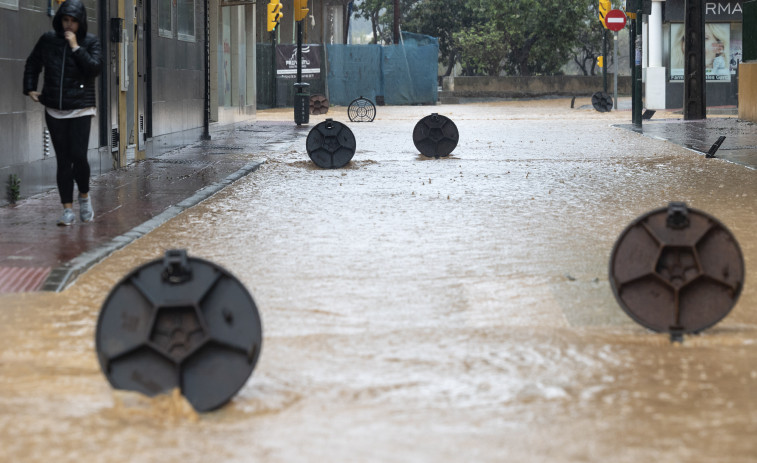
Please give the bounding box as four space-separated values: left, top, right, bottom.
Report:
413 113 459 158
592 92 613 112
306 119 356 169
609 202 744 335
310 94 329 115
95 249 263 412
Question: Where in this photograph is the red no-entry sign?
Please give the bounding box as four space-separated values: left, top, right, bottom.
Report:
605 9 627 31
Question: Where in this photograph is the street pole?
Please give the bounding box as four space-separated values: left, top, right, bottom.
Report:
603 29 608 93
630 18 637 124
632 8 643 128
614 31 619 110
271 27 277 107
293 9 308 126
684 0 706 120
297 20 302 84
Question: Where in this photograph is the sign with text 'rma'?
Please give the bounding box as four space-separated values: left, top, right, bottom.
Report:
665 0 744 22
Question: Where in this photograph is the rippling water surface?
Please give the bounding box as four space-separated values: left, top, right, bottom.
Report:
1 100 756 462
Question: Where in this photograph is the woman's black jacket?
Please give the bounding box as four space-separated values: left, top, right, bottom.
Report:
23 0 102 110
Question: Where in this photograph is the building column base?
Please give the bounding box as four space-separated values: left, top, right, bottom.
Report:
645 66 667 109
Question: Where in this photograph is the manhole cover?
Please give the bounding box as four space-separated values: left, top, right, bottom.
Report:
592 92 613 112
306 119 356 169
310 94 329 115
95 249 262 412
412 113 459 158
609 202 744 334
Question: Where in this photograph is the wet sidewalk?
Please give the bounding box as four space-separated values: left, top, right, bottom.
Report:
0 119 298 293
614 115 757 169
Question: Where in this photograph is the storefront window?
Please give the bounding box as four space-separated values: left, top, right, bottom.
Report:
159 0 174 38
177 0 195 42
670 23 733 82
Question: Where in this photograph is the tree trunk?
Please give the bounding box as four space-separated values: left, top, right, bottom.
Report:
444 51 456 77
574 56 588 76
371 11 380 44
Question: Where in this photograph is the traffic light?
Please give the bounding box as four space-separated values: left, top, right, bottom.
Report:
267 0 282 32
597 56 604 68
266 0 281 32
268 0 283 32
599 0 611 28
294 0 309 22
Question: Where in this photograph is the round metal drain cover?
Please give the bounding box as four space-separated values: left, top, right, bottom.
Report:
347 96 376 122
306 118 356 169
609 203 744 334
310 94 329 115
96 249 263 412
591 92 613 112
413 113 459 158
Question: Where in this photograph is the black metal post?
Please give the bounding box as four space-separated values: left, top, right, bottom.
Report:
684 0 706 120
630 18 637 125
271 27 277 107
293 18 309 125
297 21 303 84
202 0 210 140
633 9 643 128
603 29 608 93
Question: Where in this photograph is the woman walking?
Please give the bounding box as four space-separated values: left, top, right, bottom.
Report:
23 0 102 226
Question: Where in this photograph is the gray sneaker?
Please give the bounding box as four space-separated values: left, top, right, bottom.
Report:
57 208 75 226
79 195 94 222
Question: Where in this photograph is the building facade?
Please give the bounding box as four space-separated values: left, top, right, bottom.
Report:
0 0 259 202
644 0 743 109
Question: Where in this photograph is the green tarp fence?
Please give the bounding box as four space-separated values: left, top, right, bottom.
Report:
326 32 439 106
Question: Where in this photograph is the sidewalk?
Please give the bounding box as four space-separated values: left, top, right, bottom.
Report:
0 119 298 293
614 116 757 169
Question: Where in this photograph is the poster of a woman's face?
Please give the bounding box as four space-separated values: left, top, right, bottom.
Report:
670 23 731 81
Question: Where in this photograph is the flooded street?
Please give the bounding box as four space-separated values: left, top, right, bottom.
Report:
1 100 756 462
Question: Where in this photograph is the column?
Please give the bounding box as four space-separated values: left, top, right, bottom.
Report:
245 4 256 114
646 0 666 109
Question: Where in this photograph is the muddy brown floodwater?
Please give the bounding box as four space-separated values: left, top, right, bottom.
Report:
1 100 756 462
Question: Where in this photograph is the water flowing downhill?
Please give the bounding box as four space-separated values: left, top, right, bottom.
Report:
1 100 756 462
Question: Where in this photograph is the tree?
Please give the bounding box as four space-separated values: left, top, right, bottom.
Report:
353 0 391 44
352 0 419 45
453 23 507 76
571 1 619 76
572 20 606 76
486 0 593 76
403 0 477 76
354 0 599 77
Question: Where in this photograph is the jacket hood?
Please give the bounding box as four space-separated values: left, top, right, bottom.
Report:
53 0 88 39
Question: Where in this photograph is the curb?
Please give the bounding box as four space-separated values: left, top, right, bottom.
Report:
41 160 265 292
